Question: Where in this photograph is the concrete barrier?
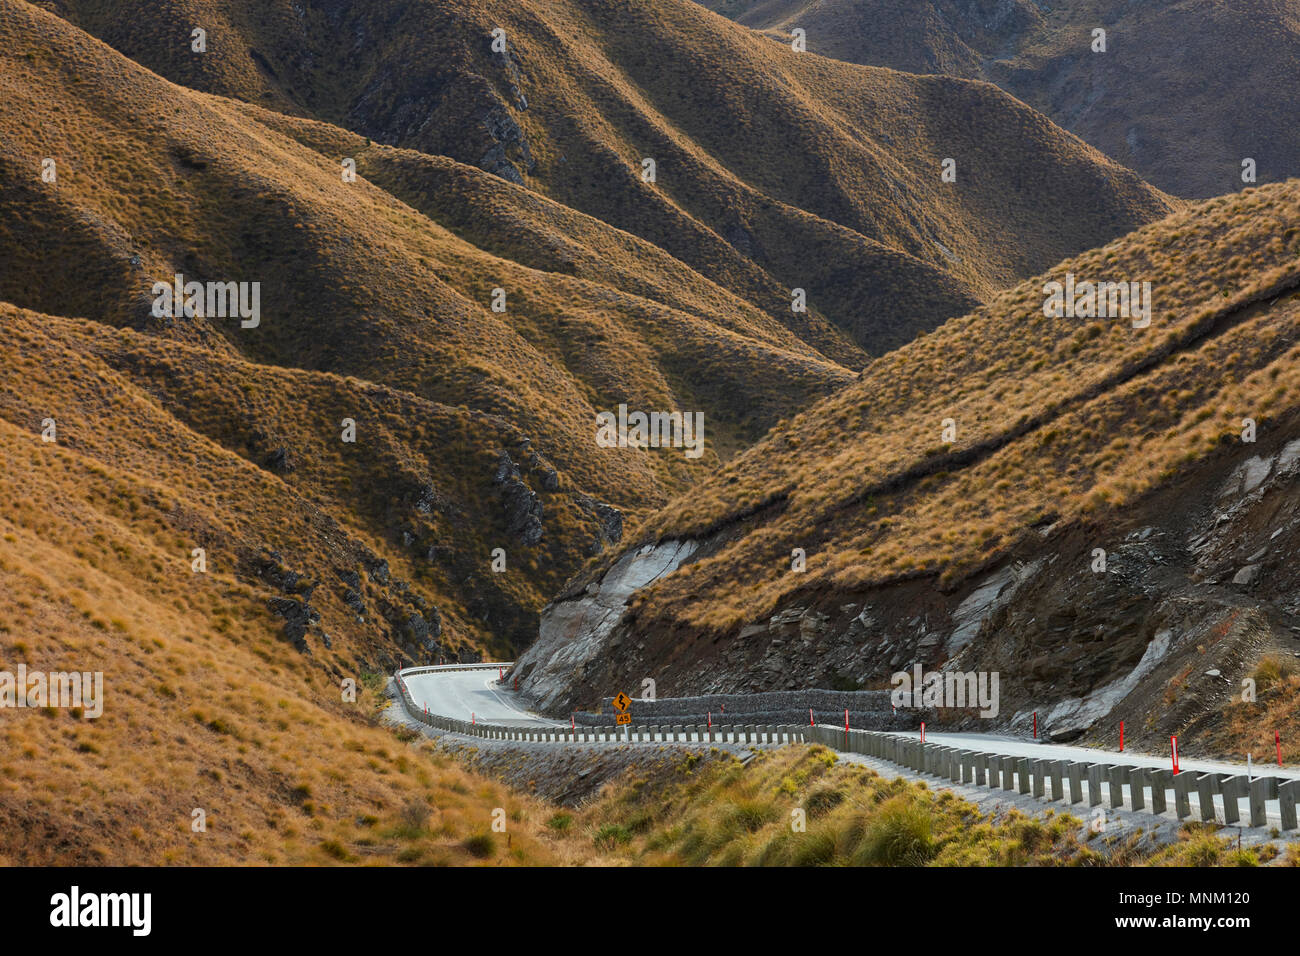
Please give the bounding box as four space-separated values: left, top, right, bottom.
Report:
1031 760 1046 798
1129 768 1146 812
1174 772 1195 819
1018 758 1032 795
1067 763 1084 805
1149 769 1170 815
1049 761 1065 802
1281 780 1298 831
1108 766 1128 810
1247 777 1268 827
1087 765 1104 807
956 751 970 784
1221 775 1247 825
1195 773 1220 823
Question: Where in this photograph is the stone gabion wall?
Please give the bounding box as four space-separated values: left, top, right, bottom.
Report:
573 688 932 729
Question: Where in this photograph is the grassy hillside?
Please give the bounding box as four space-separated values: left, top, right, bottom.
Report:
699 0 1300 199
621 179 1300 628
0 313 601 864
0 0 875 654
515 176 1300 740
572 745 1294 865
33 0 1176 354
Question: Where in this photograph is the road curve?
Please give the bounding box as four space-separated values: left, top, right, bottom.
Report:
401 665 560 727
402 666 1292 779
400 665 1298 829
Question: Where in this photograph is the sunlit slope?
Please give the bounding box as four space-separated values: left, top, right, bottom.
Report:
0 309 596 866
586 179 1300 636
35 0 1177 354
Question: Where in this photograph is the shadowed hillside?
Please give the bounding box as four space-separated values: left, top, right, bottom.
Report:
698 0 1300 199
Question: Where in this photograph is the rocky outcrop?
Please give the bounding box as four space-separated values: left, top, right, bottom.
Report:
492 450 543 546
513 539 700 712
268 596 318 652
576 494 623 555
513 427 1300 744
478 102 535 185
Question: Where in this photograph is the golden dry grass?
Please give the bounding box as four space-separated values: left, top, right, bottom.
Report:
32 0 1176 353
620 178 1300 637
576 744 1284 866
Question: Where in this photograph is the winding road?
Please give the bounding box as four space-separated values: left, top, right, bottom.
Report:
397 663 1300 832
401 664 559 727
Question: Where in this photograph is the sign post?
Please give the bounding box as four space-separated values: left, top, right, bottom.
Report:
612 692 632 737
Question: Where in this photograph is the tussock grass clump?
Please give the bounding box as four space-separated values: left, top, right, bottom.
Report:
568 745 1258 866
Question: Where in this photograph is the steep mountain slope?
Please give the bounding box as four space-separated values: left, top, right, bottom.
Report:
699 0 1300 199
1 0 869 655
514 177 1300 756
0 304 611 865
33 0 1177 355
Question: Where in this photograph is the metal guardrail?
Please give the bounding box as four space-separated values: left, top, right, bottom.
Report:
398 663 514 676
806 724 1300 832
391 665 1297 832
392 665 805 745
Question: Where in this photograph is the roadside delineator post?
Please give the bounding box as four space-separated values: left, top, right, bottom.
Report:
920 721 925 744
809 708 814 727
844 708 849 747
1120 721 1124 752
707 711 712 743
498 667 503 681
1171 735 1179 774
472 712 475 725
571 714 575 743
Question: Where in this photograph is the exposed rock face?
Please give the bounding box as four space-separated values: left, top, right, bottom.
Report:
365 556 390 586
478 102 535 184
513 539 699 711
513 429 1300 745
492 451 543 546
268 596 318 652
263 446 292 473
945 560 1039 655
403 608 442 652
576 494 624 554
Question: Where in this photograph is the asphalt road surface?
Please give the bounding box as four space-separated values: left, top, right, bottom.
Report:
402 667 560 727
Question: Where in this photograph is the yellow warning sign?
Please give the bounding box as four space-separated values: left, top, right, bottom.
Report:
615 712 632 725
612 692 631 712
